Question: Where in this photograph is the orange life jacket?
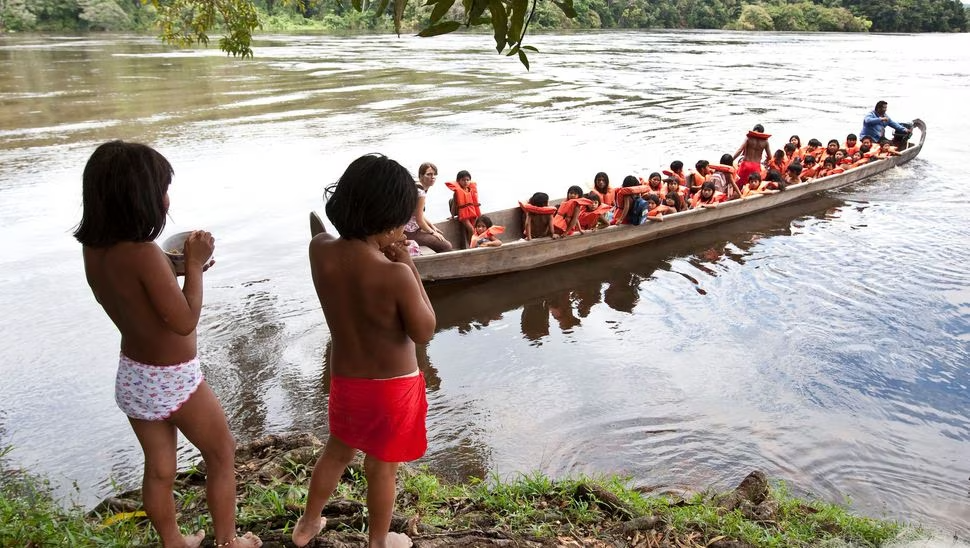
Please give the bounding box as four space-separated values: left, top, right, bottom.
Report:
518 201 557 216
747 130 772 140
578 203 611 230
800 166 819 181
663 170 686 186
641 177 664 195
690 190 725 209
445 181 481 221
709 164 735 175
741 185 760 198
685 171 706 192
590 188 615 207
553 198 593 235
611 185 652 225
844 143 860 155
470 225 504 248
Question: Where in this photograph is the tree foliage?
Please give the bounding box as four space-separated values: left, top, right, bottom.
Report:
0 0 965 64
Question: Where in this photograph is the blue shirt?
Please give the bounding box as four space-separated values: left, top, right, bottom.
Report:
860 110 906 141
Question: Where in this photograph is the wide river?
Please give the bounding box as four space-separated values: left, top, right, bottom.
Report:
1 30 968 537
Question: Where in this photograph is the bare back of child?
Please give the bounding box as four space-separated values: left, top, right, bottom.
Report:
295 154 436 548
75 141 259 548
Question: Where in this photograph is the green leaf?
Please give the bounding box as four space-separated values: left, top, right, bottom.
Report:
521 45 537 52
417 20 462 36
552 0 576 18
430 0 455 24
468 0 488 25
352 0 362 11
423 0 439 6
489 0 507 52
518 48 530 70
505 44 519 56
508 0 527 44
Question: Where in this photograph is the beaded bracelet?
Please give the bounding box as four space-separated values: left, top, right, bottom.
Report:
214 536 236 547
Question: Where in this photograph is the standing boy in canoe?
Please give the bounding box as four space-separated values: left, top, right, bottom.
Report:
733 124 773 188
294 153 436 548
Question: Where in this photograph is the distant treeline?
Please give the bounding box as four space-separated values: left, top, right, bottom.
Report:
1 0 966 35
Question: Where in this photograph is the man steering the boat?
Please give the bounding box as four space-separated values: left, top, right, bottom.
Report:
860 100 911 143
733 124 772 190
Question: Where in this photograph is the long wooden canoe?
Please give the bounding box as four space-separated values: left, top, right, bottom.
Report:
311 120 925 283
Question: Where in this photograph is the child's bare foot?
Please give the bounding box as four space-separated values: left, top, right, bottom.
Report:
371 532 412 548
181 530 205 548
234 531 263 547
291 515 326 547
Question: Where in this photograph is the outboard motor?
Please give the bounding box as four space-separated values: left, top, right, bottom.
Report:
892 122 914 150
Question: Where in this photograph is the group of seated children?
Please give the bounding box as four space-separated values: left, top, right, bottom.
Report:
441 130 902 248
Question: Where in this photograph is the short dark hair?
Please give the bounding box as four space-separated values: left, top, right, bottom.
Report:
475 215 493 228
783 143 796 154
456 170 471 181
648 172 661 181
584 192 600 203
808 138 822 147
875 100 887 111
529 192 549 207
418 162 438 177
859 144 872 154
695 160 709 171
567 185 584 197
747 173 761 182
787 163 803 175
324 153 417 240
622 175 639 188
720 153 733 165
700 181 716 193
827 139 840 147
765 169 783 183
73 140 173 248
803 155 816 165
753 124 765 132
823 156 837 166
646 193 662 205
846 134 857 141
670 160 684 171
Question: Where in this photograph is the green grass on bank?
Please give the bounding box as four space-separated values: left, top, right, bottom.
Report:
1 442 918 548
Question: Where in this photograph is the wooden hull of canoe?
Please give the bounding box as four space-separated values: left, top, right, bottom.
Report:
414 120 926 282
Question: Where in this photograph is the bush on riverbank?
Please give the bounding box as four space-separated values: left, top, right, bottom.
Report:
1 436 919 547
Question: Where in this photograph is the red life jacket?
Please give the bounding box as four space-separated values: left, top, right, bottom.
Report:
611 185 651 225
590 188 615 207
690 190 725 209
518 201 557 216
445 181 481 221
578 203 611 230
747 130 772 139
470 225 504 248
553 198 593 235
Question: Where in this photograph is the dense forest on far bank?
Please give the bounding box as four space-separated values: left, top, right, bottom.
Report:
0 0 967 38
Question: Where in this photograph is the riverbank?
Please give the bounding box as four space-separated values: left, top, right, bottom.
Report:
1 435 924 547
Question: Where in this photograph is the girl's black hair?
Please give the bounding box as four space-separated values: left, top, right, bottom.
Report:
324 153 418 240
593 172 610 188
584 192 600 203
567 185 584 197
789 135 801 147
808 138 822 147
648 172 661 182
456 170 472 180
645 193 662 205
670 160 684 171
73 140 173 247
622 175 639 188
529 192 550 207
719 153 733 165
475 215 493 228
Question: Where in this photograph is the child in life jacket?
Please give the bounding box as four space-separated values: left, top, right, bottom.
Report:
645 193 677 221
875 139 901 158
843 133 860 156
612 175 650 226
741 172 764 197
815 156 843 178
590 172 615 208
295 153 435 548
800 155 819 181
74 141 262 548
445 170 481 249
553 185 589 236
784 163 802 186
520 192 558 241
470 215 504 248
578 192 611 230
644 172 664 196
665 160 687 187
690 181 726 209
663 176 687 211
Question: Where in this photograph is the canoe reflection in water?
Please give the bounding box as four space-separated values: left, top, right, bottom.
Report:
428 194 847 343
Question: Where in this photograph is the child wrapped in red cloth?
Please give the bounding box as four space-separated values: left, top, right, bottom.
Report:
293 154 436 548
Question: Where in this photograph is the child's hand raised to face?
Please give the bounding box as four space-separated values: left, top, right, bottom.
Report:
381 239 413 264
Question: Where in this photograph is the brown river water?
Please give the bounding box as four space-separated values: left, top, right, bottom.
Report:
1 30 968 537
